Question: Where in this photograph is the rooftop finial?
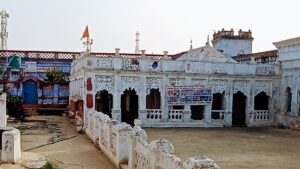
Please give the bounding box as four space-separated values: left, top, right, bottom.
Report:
81 25 93 52
135 31 140 54
206 35 210 46
190 39 193 50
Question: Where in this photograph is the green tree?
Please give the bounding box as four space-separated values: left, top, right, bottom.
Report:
44 69 67 82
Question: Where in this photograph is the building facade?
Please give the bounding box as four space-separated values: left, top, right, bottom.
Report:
69 44 283 128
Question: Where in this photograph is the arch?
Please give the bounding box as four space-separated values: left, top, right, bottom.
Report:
95 90 113 118
254 91 269 110
22 79 38 104
211 92 225 119
121 88 139 126
146 89 161 109
232 91 247 126
285 87 292 112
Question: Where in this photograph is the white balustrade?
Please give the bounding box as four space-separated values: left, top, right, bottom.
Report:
254 110 270 120
168 110 183 121
146 109 162 120
128 120 220 169
211 110 225 120
84 112 219 169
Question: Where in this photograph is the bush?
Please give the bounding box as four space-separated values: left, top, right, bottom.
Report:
41 162 54 169
7 95 24 120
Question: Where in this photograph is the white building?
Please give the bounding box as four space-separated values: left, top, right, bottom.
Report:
69 34 296 128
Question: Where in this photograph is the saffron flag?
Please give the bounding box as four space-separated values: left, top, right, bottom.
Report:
80 26 89 40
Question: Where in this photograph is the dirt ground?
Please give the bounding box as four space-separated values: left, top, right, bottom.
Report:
145 127 300 169
8 115 116 169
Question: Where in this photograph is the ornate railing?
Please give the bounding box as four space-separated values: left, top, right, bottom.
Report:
211 110 225 120
254 110 270 120
122 58 140 70
146 109 162 120
168 110 183 120
0 50 165 60
0 50 79 60
256 65 275 75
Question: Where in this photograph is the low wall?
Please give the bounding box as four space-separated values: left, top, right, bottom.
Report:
85 111 219 169
85 112 132 168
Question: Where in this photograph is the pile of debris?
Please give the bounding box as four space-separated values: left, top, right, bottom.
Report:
290 118 300 130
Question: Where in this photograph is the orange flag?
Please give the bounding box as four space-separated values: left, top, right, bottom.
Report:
80 26 89 40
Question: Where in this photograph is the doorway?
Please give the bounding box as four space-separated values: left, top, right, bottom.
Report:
23 80 38 104
121 88 139 125
95 90 113 117
232 91 246 126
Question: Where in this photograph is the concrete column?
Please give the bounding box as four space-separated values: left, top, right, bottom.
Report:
112 74 121 121
225 80 233 126
183 104 191 122
248 80 255 125
205 105 212 123
161 75 169 121
139 76 147 121
291 75 298 115
1 128 21 163
0 93 7 127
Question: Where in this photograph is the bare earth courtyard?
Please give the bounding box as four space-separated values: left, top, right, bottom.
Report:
146 127 300 169
5 115 300 169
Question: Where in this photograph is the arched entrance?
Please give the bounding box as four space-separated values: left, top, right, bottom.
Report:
95 90 113 117
23 80 38 104
121 88 139 125
232 91 247 126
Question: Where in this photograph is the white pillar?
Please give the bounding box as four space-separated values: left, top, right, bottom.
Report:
205 105 212 124
161 75 169 121
225 80 233 126
112 75 121 121
139 76 147 121
1 128 21 163
291 75 298 115
248 80 255 125
0 93 7 127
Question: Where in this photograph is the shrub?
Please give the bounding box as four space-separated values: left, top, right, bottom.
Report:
7 95 24 120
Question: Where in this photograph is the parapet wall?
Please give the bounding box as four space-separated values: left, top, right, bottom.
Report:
85 111 219 169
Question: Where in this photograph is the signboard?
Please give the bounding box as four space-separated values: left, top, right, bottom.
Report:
25 62 37 72
167 86 212 105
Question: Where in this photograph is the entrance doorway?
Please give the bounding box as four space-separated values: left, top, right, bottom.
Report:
23 80 38 104
232 91 246 126
95 90 113 117
121 88 139 126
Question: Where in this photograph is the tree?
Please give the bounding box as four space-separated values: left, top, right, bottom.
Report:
44 69 67 82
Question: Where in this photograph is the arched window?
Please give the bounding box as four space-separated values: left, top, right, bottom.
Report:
146 89 161 109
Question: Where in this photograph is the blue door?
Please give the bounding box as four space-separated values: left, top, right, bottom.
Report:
23 80 38 104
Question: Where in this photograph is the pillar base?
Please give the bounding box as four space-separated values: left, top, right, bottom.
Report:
112 109 121 121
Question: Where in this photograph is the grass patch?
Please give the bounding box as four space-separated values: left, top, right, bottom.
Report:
40 162 54 169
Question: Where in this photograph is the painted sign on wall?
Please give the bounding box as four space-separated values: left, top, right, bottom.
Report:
167 86 212 105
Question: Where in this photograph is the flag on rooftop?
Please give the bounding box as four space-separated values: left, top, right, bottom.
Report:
80 25 89 40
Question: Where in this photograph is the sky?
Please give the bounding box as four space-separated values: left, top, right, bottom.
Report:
1 0 300 54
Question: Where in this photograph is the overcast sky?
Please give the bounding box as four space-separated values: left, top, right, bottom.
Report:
2 0 300 54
